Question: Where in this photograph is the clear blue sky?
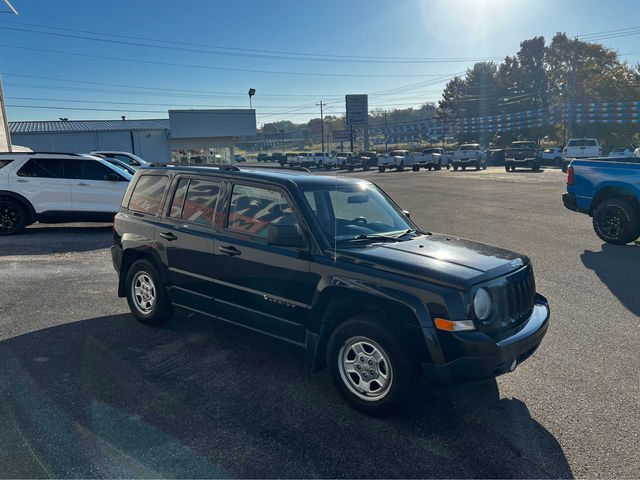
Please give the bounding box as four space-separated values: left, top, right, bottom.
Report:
1 0 639 125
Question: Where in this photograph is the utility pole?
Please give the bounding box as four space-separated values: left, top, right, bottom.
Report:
316 101 325 153
384 110 388 152
442 109 446 150
567 37 578 140
350 125 354 153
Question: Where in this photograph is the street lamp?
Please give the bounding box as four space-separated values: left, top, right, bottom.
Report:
248 88 256 109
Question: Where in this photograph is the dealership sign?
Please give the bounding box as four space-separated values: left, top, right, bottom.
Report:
345 94 368 127
332 129 352 142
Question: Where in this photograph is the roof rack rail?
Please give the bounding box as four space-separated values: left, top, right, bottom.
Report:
218 164 241 172
0 151 82 156
241 164 311 173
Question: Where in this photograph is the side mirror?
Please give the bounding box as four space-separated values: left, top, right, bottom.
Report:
267 224 305 248
103 173 122 181
402 210 411 218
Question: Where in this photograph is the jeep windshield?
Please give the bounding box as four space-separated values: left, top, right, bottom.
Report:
301 182 416 244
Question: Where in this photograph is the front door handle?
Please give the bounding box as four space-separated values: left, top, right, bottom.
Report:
219 245 241 256
159 231 177 241
16 179 29 183
77 182 90 186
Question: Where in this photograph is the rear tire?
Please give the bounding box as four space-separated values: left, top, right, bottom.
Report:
453 165 459 171
0 198 29 235
475 162 480 171
533 163 540 172
592 198 640 245
125 259 174 325
412 165 420 172
462 166 467 171
378 166 386 173
326 314 418 416
397 162 404 172
505 165 511 172
435 164 442 171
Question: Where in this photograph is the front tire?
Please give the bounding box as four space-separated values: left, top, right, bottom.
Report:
326 315 417 416
453 165 459 171
378 166 386 173
126 259 174 325
505 165 511 172
397 162 404 172
592 198 640 245
412 165 420 172
0 199 29 235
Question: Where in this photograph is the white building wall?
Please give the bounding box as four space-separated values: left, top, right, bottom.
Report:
11 129 171 163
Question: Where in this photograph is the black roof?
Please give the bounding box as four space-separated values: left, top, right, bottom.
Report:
146 165 371 188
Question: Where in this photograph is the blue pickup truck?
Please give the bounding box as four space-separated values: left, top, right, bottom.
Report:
563 157 640 244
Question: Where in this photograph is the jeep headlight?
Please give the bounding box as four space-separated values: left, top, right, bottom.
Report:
473 288 492 320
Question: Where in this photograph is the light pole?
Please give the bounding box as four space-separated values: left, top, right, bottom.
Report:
316 101 325 153
248 88 256 109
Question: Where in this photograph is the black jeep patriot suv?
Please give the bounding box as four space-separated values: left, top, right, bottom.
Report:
112 166 549 414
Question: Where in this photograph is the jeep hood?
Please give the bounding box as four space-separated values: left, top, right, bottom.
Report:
336 233 528 289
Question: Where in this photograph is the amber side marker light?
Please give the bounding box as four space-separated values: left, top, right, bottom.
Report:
434 318 476 332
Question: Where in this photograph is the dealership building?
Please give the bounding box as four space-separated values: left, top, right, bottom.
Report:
8 109 256 164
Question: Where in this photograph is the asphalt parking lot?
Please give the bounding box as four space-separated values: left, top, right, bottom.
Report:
0 166 638 478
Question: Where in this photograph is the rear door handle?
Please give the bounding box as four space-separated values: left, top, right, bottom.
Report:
77 182 90 186
159 232 177 241
219 245 241 256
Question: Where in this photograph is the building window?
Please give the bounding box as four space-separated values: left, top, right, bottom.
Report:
171 147 232 165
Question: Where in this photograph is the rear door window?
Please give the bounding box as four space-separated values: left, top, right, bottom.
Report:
17 158 64 178
128 175 170 215
168 178 220 226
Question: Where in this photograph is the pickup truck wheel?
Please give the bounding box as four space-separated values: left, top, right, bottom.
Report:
482 164 487 170
397 162 404 172
475 162 481 171
126 259 174 325
593 198 640 245
435 164 442 171
327 315 417 416
462 166 467 171
412 165 420 172
317 161 324 169
0 199 28 235
378 166 385 173
363 162 370 171
505 165 511 172
453 165 458 171
347 166 354 172
532 163 540 172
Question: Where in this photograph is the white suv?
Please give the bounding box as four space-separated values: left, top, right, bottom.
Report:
0 152 132 235
90 151 152 167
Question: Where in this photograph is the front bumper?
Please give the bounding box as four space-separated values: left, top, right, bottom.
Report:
422 294 550 386
452 158 477 164
506 157 537 166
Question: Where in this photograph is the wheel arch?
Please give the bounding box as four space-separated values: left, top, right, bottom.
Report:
308 286 432 372
0 190 36 224
591 185 639 214
118 247 168 297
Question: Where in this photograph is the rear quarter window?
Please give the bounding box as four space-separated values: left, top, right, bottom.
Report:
127 175 169 215
0 159 13 169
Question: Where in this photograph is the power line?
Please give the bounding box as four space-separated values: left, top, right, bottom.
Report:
0 19 503 64
0 43 447 78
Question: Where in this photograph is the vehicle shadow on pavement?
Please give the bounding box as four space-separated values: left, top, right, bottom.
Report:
0 312 572 479
0 226 112 256
580 243 640 316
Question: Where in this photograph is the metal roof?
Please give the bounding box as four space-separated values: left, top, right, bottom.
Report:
9 119 170 134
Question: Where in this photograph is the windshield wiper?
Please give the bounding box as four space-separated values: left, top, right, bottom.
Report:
339 234 401 243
